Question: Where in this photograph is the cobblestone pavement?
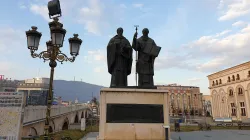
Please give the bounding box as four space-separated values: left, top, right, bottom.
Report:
82 130 250 140
171 130 250 140
81 132 98 140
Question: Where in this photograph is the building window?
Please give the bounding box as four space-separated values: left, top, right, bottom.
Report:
238 88 243 95
248 71 250 77
232 75 235 81
228 77 231 82
229 89 234 96
216 80 218 85
212 81 215 86
236 74 240 80
231 103 236 116
219 79 222 84
240 102 246 116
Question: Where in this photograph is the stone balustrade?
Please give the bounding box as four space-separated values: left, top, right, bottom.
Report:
23 105 88 124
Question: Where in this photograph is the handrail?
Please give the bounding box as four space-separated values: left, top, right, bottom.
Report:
23 105 88 123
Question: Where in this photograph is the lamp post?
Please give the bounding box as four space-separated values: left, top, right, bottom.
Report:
25 1 82 140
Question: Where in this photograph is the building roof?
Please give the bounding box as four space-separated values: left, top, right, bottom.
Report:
207 61 250 78
156 85 199 88
0 80 20 88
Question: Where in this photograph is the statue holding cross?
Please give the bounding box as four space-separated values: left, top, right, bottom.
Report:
106 27 161 88
132 28 161 88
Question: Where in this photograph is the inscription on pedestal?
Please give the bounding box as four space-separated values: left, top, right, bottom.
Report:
106 104 164 123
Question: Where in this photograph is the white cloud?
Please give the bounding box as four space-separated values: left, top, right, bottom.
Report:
217 0 225 9
94 67 103 73
232 21 248 27
155 81 169 85
214 29 231 37
183 24 250 72
132 3 144 9
77 0 103 35
218 0 250 21
84 50 106 63
84 20 101 35
0 27 25 54
120 4 127 9
188 77 201 83
30 4 51 22
197 57 227 72
28 0 127 35
0 61 13 72
77 0 126 35
108 34 113 38
153 21 250 73
19 4 27 9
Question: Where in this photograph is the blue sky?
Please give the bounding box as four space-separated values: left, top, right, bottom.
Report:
0 0 250 95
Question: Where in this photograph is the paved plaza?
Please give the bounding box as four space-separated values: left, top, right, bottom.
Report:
171 130 250 140
81 132 98 140
82 130 250 140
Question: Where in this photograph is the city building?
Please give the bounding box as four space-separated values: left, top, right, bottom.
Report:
0 91 25 139
157 84 203 116
202 95 212 116
0 76 19 92
207 61 250 121
58 96 62 105
61 101 71 106
17 77 49 106
75 98 79 104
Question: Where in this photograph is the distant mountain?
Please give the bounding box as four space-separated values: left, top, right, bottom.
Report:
53 80 104 102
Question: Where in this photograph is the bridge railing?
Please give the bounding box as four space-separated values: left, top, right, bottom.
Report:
23 104 88 124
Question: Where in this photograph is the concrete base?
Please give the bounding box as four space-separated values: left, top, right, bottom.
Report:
98 88 170 140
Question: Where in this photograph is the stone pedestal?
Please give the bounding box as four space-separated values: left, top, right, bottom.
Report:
98 88 170 140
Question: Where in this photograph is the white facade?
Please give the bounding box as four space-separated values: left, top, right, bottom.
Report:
207 61 250 121
25 77 49 84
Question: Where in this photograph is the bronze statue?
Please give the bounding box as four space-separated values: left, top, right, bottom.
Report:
107 27 133 87
132 28 161 88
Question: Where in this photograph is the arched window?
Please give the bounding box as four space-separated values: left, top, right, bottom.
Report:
238 88 243 95
248 71 250 77
229 89 234 96
219 79 222 84
232 75 235 81
216 80 218 85
228 77 231 82
212 81 215 86
236 74 240 80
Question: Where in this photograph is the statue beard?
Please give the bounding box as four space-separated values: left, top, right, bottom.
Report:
142 36 148 41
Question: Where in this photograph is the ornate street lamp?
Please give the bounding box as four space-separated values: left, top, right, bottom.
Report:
25 1 82 140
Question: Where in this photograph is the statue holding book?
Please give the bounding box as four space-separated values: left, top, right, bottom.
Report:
132 28 161 88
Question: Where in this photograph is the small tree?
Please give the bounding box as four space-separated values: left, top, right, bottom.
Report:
184 109 188 115
178 109 182 116
206 111 211 117
190 109 194 115
91 96 99 105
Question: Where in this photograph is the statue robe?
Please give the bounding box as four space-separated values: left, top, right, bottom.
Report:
107 35 133 87
132 36 160 87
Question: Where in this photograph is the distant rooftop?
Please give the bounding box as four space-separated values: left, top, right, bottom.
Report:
0 80 21 87
156 84 199 88
17 77 50 89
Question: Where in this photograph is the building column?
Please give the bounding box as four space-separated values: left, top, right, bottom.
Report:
244 90 250 118
219 96 222 118
226 98 230 118
234 91 240 121
211 95 216 119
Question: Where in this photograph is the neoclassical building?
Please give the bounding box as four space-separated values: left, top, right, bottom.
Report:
207 61 250 121
157 84 203 116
